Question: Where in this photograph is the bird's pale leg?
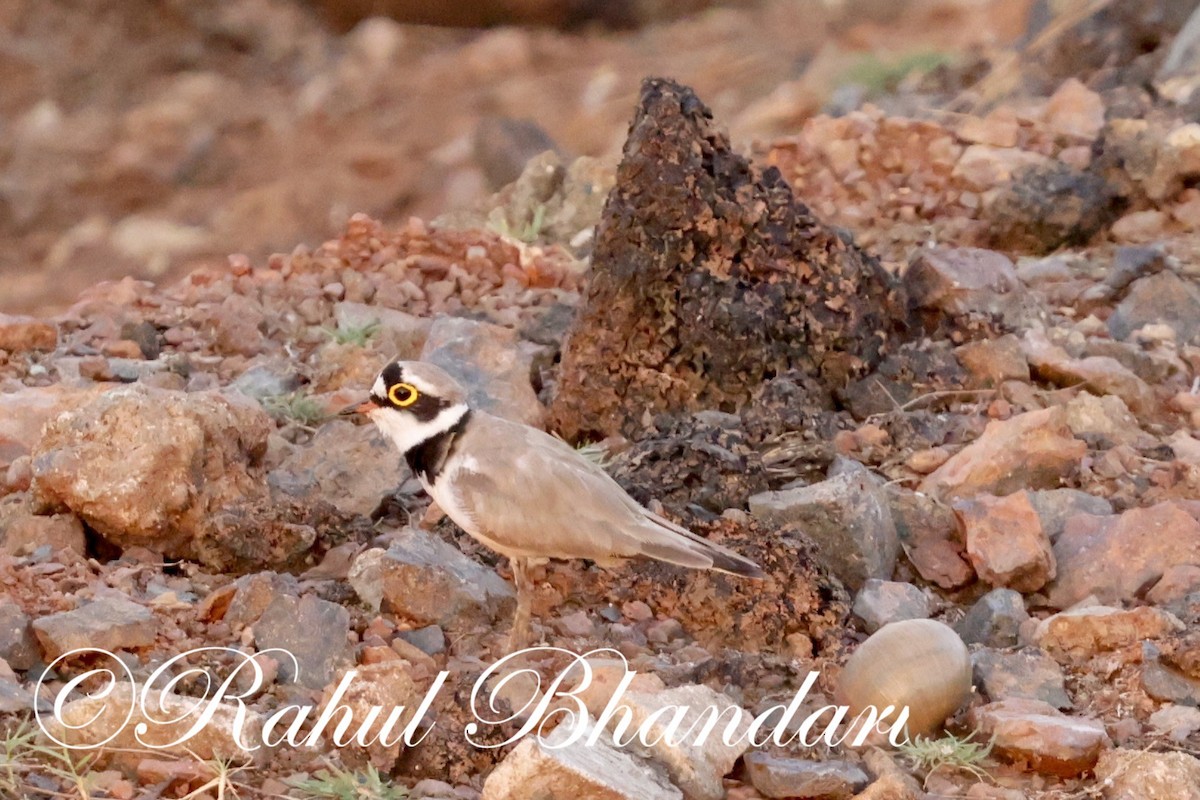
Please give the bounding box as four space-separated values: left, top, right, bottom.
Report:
507 556 533 652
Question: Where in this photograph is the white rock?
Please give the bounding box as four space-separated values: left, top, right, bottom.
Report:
482 715 681 800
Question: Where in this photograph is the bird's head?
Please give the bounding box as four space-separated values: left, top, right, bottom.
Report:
339 360 469 454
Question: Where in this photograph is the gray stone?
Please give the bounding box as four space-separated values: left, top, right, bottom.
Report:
1109 271 1200 344
349 528 516 631
397 625 446 655
269 419 401 517
743 752 869 799
851 579 930 633
957 588 1029 648
230 363 303 400
32 596 156 660
885 486 973 589
904 246 1031 325
1142 644 1200 706
0 675 34 713
420 315 542 427
749 463 898 591
973 648 1072 709
1026 489 1113 543
253 594 353 690
0 604 38 670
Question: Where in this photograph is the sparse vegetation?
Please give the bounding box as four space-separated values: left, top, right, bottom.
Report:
898 731 994 788
262 390 327 427
488 203 548 243
0 723 99 799
323 319 382 347
840 50 953 95
290 763 409 800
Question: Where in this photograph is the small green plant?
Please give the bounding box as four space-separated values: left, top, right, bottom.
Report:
323 319 381 347
290 763 409 800
263 390 327 427
488 203 548 243
897 731 994 788
0 723 99 799
840 50 953 95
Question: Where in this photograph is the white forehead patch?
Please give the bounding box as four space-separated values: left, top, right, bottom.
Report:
371 374 387 398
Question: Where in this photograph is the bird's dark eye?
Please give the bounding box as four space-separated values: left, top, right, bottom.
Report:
388 382 419 407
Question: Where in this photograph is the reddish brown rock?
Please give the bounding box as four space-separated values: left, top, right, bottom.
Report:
1149 565 1200 604
0 313 57 353
0 508 85 557
30 384 363 571
955 491 1056 592
1094 749 1200 800
0 386 107 466
549 78 907 441
1022 331 1156 415
970 698 1110 776
886 486 974 589
919 407 1086 500
903 246 1027 326
1034 606 1184 660
1043 78 1106 140
1047 502 1200 609
955 334 1030 387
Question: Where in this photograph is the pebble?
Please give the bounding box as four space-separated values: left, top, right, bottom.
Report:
46 685 268 764
0 604 39 670
851 579 930 633
743 752 868 799
482 715 682 800
957 588 1029 648
1108 271 1200 345
0 313 57 353
1034 605 1184 660
1094 749 1200 800
347 529 515 632
251 593 353 690
972 648 1072 708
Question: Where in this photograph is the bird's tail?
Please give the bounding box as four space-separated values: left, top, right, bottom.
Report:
636 509 765 578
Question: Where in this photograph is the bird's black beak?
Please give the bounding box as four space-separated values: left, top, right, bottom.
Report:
338 399 378 417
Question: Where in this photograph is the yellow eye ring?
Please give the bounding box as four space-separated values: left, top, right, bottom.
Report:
388 382 419 407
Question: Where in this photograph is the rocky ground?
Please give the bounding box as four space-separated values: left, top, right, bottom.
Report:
0 0 1029 316
2 1 1200 799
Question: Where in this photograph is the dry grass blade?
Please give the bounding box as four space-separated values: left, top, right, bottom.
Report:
959 0 1114 111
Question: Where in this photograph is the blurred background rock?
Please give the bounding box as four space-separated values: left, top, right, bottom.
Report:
0 0 1048 314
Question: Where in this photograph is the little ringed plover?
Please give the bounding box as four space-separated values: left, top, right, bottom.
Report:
341 360 764 649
